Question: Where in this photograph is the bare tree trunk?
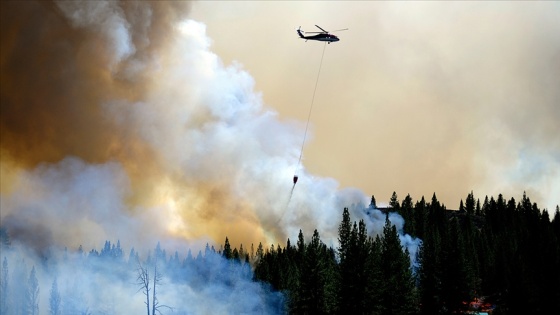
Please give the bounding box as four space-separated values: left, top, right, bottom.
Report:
152 256 157 315
137 250 171 315
136 259 151 315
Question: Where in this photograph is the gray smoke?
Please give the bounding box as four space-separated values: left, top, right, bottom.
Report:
1 1 420 312
1 0 418 253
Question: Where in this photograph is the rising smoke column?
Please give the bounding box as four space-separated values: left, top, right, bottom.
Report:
1 1 191 167
1 3 420 311
1 0 197 251
1 0 418 256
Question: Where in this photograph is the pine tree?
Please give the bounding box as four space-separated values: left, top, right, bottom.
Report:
223 237 232 260
12 259 28 315
474 199 480 216
418 227 443 314
232 248 240 263
256 242 264 263
0 227 10 251
322 245 339 314
297 230 305 258
253 241 271 288
338 216 371 314
414 196 427 239
380 216 417 314
441 218 470 313
389 191 400 211
337 209 359 313
115 240 123 260
337 208 356 312
365 235 383 314
465 191 475 215
49 277 61 315
1 257 8 314
338 208 352 263
27 266 39 315
401 194 415 236
370 195 377 208
553 206 560 241
239 244 245 262
282 238 300 310
482 195 490 216
297 229 329 314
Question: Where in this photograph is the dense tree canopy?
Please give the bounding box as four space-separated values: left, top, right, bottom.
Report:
0 192 558 314
254 192 559 314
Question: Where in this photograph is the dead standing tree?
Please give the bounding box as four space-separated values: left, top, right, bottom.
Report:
151 255 162 315
136 250 172 315
136 258 151 315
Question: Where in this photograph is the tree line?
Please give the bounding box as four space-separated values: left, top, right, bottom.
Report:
1 191 559 314
251 192 560 314
0 237 283 314
253 209 417 314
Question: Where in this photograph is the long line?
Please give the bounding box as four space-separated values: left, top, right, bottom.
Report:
296 42 327 173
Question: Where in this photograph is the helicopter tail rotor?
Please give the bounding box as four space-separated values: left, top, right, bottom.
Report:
296 26 305 38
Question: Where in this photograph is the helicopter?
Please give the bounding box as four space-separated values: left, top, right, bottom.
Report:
297 25 348 43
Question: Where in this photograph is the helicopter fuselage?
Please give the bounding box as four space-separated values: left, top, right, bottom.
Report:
297 28 340 43
303 34 339 42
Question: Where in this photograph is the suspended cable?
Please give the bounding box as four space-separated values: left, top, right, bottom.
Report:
293 42 327 185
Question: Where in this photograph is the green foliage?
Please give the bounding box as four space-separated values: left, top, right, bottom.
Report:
254 191 559 314
256 207 418 314
380 216 417 314
338 217 371 314
401 194 415 236
295 230 337 314
389 191 400 211
370 195 377 208
223 237 232 260
1 191 557 314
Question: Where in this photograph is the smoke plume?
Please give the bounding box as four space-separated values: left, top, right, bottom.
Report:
2 2 422 312
2 0 415 253
190 1 560 211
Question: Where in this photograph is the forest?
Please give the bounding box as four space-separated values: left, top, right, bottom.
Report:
1 192 559 314
253 192 560 314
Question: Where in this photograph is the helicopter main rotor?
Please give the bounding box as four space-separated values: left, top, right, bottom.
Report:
304 25 348 34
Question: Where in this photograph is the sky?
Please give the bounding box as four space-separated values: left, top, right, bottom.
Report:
190 1 560 211
1 1 559 256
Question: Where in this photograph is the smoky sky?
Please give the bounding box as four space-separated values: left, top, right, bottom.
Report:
1 1 191 167
191 1 560 211
1 0 420 255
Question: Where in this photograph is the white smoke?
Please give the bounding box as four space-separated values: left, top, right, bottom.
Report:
1 2 421 312
0 242 285 314
1 4 420 254
57 1 135 66
0 157 179 252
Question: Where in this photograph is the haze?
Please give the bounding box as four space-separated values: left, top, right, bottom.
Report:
1 1 558 255
191 1 560 211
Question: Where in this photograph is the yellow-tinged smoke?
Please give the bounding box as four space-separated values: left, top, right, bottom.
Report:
191 1 560 212
1 0 268 250
2 1 378 254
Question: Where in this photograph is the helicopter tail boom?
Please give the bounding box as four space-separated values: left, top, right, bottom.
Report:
297 27 305 38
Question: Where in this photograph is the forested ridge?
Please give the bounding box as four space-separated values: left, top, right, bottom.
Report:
1 192 559 314
253 192 560 314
